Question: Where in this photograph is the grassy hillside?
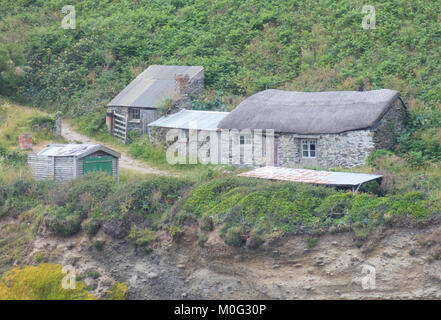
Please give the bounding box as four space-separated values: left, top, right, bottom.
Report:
2 1 441 164
1 0 441 112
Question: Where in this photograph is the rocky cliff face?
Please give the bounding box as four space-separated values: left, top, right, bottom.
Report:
23 222 441 299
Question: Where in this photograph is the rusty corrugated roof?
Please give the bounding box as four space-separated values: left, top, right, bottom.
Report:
238 166 382 187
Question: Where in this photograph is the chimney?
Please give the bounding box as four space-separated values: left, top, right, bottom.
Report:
174 73 191 109
19 134 33 150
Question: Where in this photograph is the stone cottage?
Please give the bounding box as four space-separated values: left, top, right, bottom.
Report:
106 65 204 142
217 89 407 168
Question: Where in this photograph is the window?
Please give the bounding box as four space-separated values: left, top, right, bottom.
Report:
130 108 140 120
240 135 251 145
301 139 316 158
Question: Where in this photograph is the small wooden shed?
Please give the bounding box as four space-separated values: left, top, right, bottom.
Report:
28 144 121 182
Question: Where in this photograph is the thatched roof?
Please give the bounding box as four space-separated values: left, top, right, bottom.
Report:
218 89 401 134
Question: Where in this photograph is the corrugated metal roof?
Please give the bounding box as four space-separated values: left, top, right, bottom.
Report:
37 144 121 158
238 166 382 187
108 65 204 108
148 109 229 131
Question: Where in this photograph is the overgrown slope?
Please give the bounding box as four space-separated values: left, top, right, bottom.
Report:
2 0 441 112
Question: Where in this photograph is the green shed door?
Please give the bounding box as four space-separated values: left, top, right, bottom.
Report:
83 156 113 176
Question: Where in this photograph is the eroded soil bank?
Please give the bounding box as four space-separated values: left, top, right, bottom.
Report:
16 220 441 300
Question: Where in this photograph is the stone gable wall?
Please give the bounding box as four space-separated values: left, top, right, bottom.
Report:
371 98 407 150
277 130 375 168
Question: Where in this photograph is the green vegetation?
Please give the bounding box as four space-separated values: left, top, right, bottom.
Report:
2 0 441 110
0 100 63 151
0 264 95 300
0 146 440 254
1 0 441 166
105 282 128 300
1 3 441 300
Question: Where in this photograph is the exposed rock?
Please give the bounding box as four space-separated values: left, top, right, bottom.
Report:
103 219 128 239
147 272 159 279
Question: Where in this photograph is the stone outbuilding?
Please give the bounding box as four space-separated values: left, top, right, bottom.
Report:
218 89 407 168
28 144 121 182
148 109 229 164
106 65 204 142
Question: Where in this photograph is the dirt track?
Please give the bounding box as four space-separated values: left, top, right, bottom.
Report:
61 122 167 176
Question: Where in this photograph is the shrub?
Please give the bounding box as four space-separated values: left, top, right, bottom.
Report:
366 149 395 168
0 264 95 300
305 237 318 249
158 98 174 116
47 207 83 237
83 219 101 237
197 232 208 247
223 226 244 247
106 282 128 300
127 226 156 253
93 240 104 251
166 224 183 241
29 115 56 132
128 136 166 164
87 271 100 279
33 251 47 264
200 215 214 232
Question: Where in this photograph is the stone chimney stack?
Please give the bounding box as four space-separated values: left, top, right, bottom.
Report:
174 73 191 110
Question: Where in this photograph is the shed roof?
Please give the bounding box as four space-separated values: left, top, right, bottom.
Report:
38 144 121 159
108 65 204 108
238 166 382 187
148 109 229 131
218 89 401 134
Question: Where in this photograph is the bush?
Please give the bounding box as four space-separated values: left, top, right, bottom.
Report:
47 207 83 237
197 232 208 247
93 240 104 251
29 115 56 132
106 282 128 300
127 226 156 253
128 136 166 165
83 219 101 237
87 271 100 279
366 149 395 168
200 215 214 232
223 226 244 247
305 237 318 249
0 264 95 300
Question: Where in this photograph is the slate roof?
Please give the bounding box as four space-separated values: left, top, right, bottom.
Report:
108 65 204 109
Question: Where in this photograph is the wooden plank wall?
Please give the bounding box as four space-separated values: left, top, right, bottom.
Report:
54 157 74 182
27 155 53 181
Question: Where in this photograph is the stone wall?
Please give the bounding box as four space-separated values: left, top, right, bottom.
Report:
372 98 407 150
149 126 217 163
277 130 375 168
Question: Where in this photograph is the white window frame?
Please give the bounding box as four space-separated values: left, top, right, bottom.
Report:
130 108 141 121
240 135 251 145
301 139 317 158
